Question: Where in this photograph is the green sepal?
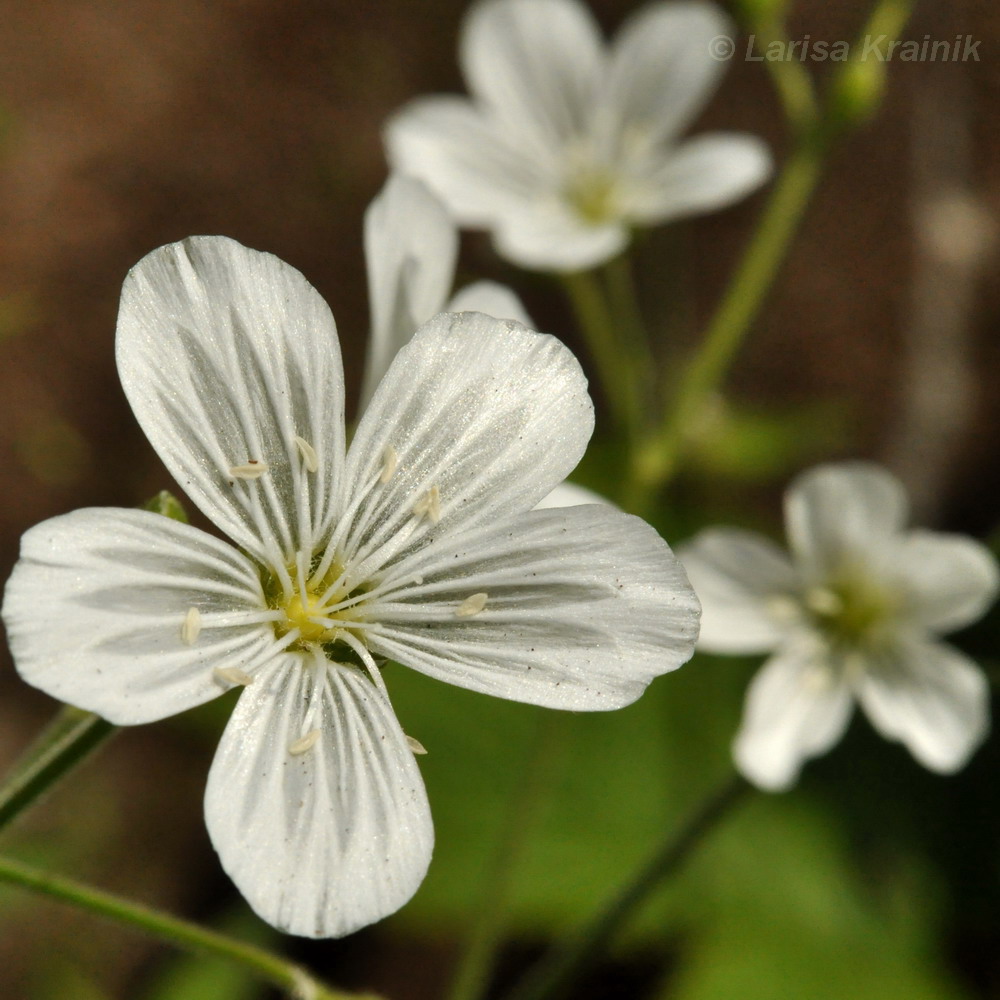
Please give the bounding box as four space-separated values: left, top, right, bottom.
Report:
142 490 189 523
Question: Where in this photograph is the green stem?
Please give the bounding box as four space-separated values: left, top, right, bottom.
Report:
0 854 380 1000
603 254 654 399
750 22 820 129
446 715 561 1000
626 131 828 509
0 707 116 833
501 774 750 1000
561 271 641 439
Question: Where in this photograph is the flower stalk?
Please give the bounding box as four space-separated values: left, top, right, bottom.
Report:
0 707 116 834
0 854 379 1000
501 774 750 1000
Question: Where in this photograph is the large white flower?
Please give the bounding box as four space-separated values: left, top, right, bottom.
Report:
2 236 700 937
385 0 772 272
680 462 998 791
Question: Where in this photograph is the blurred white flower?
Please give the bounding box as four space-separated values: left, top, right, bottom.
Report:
361 174 531 408
3 236 700 937
680 462 998 791
385 0 772 272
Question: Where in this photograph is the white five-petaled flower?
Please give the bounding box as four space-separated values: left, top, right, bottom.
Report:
2 236 701 937
680 462 999 791
385 0 772 272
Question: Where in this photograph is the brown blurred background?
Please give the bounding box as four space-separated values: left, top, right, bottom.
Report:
0 0 998 997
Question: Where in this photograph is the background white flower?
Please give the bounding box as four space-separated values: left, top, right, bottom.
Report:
362 174 606 510
385 0 772 272
361 173 531 408
2 236 700 938
680 462 998 791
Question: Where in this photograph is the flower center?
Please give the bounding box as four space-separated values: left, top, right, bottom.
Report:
564 166 619 225
804 570 897 649
283 591 336 643
264 560 372 656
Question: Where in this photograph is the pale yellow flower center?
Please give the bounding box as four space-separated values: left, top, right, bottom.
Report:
804 569 898 649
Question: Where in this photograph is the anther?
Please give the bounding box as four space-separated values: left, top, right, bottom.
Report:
294 436 319 473
228 460 269 480
455 592 488 618
380 444 398 484
413 484 442 524
406 735 428 755
214 666 254 687
289 729 320 756
181 607 201 644
805 587 843 616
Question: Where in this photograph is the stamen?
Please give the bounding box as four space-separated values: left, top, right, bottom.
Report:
802 664 833 692
228 460 269 480
181 607 201 644
294 436 319 473
289 729 320 756
455 592 488 618
766 596 801 623
805 587 843 616
413 484 442 524
380 444 398 484
406 735 428 755
213 666 254 687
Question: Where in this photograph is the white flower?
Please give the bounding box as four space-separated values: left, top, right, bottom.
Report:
361 173 531 408
2 236 700 937
680 462 998 791
362 174 604 511
385 0 772 272
534 481 614 509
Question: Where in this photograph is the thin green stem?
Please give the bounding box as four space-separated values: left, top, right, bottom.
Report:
751 22 820 130
603 254 654 398
0 854 380 1000
561 271 641 439
501 774 750 1000
0 707 116 833
446 715 562 1000
625 131 827 510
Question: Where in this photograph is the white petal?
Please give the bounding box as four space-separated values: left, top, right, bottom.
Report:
857 634 989 773
1 508 278 724
338 312 593 575
894 530 999 634
734 640 853 791
204 654 433 938
446 281 533 328
385 96 548 225
461 0 605 155
784 462 909 581
117 237 346 567
364 505 700 711
600 2 733 149
361 176 457 409
533 481 613 509
493 206 628 272
622 133 772 224
679 528 798 654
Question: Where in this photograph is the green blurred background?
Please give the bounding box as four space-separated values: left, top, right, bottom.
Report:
1 1 999 998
